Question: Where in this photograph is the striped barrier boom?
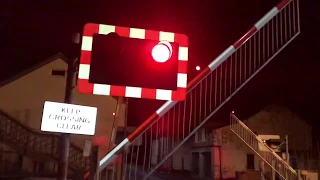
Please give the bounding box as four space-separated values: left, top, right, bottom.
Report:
87 0 294 176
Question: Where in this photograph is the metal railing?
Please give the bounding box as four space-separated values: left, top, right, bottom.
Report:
98 0 300 179
0 109 90 172
230 113 297 180
0 151 22 175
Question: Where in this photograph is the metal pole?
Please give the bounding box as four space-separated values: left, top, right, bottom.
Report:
272 160 275 180
57 59 74 180
259 160 265 180
121 98 129 180
89 146 99 180
109 97 123 150
286 135 289 164
58 33 80 180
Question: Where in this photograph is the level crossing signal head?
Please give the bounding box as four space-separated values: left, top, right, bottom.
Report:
78 23 189 101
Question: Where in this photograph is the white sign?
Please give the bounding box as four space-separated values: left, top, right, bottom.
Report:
41 101 97 135
83 140 92 157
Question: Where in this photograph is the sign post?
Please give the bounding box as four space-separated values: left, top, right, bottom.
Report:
89 146 99 180
58 56 76 180
55 32 88 180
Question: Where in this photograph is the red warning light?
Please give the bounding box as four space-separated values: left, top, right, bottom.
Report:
196 66 200 71
152 41 172 63
112 112 116 116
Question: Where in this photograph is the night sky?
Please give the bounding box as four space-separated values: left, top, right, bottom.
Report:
1 0 319 132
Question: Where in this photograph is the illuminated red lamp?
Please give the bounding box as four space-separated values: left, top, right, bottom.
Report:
92 136 108 146
151 41 173 63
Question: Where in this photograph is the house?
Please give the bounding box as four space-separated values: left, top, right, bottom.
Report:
211 105 313 179
0 53 126 176
165 105 314 179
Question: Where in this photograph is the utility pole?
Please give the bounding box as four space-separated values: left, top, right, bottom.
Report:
58 33 80 180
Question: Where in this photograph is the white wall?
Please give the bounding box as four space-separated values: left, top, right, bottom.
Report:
150 138 192 171
301 170 318 180
212 127 259 179
172 141 192 171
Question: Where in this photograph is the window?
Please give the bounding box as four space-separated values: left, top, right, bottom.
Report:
192 152 199 175
51 69 66 77
195 131 199 142
203 152 212 178
195 129 207 143
200 129 207 142
247 154 255 170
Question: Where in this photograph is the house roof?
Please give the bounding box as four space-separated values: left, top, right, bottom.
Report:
0 53 123 103
0 53 69 88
